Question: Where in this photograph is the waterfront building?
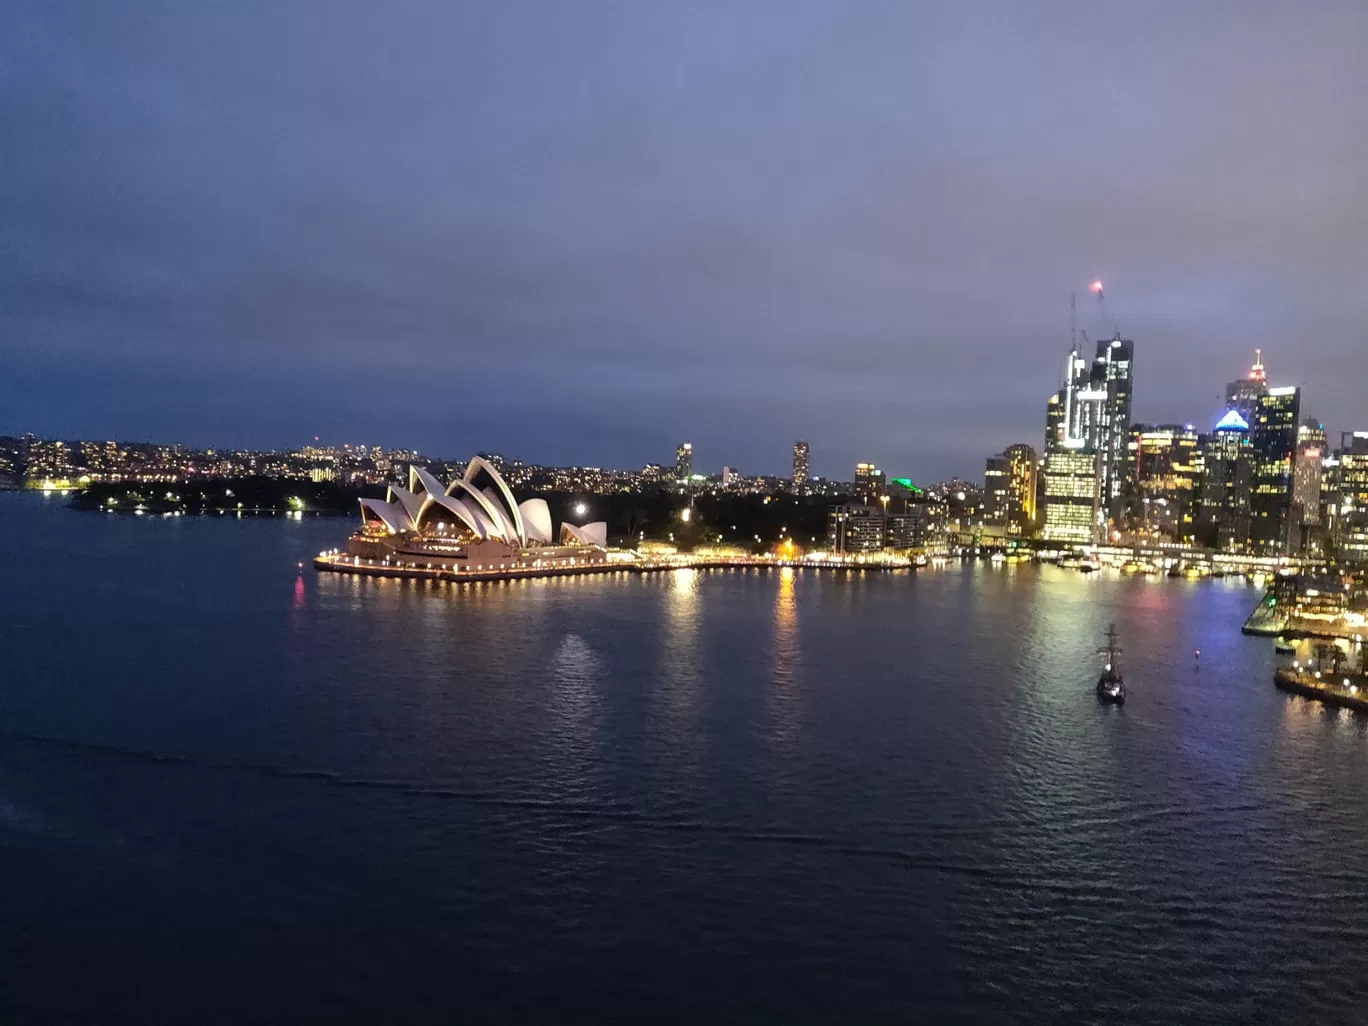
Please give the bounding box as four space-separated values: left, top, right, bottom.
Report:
827 504 885 554
0 436 20 483
675 442 693 482
1226 350 1268 427
884 497 949 554
985 444 1037 535
349 455 609 571
985 455 1009 526
1333 432 1368 564
1044 391 1067 453
25 438 78 484
854 462 883 505
1128 424 1202 543
1089 337 1135 517
1041 450 1101 544
1250 384 1301 553
1292 419 1327 526
792 440 810 494
1043 337 1132 521
1199 410 1254 551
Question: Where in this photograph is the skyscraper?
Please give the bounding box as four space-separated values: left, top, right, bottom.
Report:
1226 350 1268 426
1044 337 1132 519
1249 385 1300 552
1128 424 1203 543
1292 419 1327 526
1332 432 1368 563
1041 450 1101 544
1044 391 1067 453
792 440 810 493
985 444 1038 535
1090 337 1134 516
1199 410 1254 551
675 442 693 481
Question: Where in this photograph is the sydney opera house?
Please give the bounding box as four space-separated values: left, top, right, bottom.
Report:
341 455 609 571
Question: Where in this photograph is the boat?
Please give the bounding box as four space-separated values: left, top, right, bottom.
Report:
1097 624 1126 704
1079 560 1100 574
1274 636 1296 655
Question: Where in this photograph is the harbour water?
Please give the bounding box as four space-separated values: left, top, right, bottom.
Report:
2 492 1367 1024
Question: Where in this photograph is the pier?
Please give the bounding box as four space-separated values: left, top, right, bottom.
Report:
1274 667 1368 715
313 551 924 583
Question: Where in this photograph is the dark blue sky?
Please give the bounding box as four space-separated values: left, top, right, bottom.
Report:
3 2 1366 481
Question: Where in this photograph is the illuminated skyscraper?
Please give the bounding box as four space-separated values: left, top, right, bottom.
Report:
1226 350 1268 426
1089 337 1134 516
1041 450 1101 544
1292 419 1327 526
1199 410 1254 551
985 444 1038 534
1249 384 1301 552
1128 424 1203 543
1043 337 1132 518
854 462 883 505
792 440 810 493
675 442 693 481
1044 391 1067 453
1332 432 1368 563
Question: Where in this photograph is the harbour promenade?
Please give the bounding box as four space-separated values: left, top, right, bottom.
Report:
313 550 923 583
1274 666 1368 714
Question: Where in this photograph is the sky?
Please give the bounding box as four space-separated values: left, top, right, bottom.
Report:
3 1 1366 482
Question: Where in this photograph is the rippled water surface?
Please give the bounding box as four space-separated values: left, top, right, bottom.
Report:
2 493 1367 1024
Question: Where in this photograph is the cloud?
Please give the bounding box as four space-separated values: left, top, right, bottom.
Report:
2 1 1366 480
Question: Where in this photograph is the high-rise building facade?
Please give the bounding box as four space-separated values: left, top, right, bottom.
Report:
984 455 1009 525
1292 419 1327 526
854 462 883 505
1199 410 1254 551
1332 432 1368 563
827 504 885 554
1044 391 1067 453
1090 337 1134 516
1128 424 1203 543
1249 385 1301 553
985 444 1038 535
675 442 693 481
1226 350 1268 426
885 499 949 553
1041 450 1101 544
792 440 810 493
1044 338 1132 519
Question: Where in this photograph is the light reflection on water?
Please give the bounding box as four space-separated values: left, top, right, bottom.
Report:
2 495 1368 1023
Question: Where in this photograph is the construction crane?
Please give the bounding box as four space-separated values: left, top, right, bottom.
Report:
1090 279 1119 340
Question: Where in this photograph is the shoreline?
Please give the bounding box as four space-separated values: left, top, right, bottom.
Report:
1274 667 1368 714
313 553 918 582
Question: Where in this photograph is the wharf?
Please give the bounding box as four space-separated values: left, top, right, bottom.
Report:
313 553 917 583
1274 667 1368 714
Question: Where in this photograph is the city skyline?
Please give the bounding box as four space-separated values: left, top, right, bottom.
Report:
5 3 1368 482
0 344 1348 487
